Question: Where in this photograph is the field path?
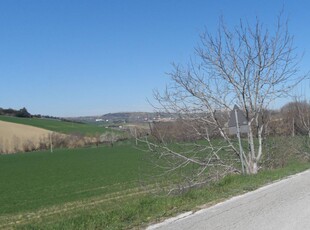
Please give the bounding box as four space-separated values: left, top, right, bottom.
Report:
0 120 52 153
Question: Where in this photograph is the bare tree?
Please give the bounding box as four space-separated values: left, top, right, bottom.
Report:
280 102 297 136
295 100 310 138
281 100 310 137
100 132 120 147
140 13 306 178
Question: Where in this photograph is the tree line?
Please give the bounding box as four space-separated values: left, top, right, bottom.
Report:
0 107 31 118
0 107 84 124
150 100 310 142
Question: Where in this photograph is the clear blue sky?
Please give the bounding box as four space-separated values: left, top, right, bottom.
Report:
1 0 310 117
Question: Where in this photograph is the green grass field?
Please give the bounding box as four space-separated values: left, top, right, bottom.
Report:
1 144 309 229
0 143 161 228
0 144 147 214
0 115 108 136
1 136 309 229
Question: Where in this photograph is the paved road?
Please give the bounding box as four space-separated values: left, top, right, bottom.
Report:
147 170 310 230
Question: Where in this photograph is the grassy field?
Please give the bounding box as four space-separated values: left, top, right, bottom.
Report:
0 143 147 214
1 134 309 229
0 138 309 229
0 142 161 228
0 116 108 136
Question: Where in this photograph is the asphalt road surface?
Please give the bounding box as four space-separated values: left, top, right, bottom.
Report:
147 170 310 230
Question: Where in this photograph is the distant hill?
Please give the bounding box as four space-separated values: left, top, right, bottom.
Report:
0 116 109 136
102 112 157 123
0 106 176 128
71 112 177 124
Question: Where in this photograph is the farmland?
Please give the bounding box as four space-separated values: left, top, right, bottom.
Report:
0 116 118 154
1 116 310 229
0 120 51 153
0 116 108 136
0 143 159 228
1 128 310 229
0 142 309 229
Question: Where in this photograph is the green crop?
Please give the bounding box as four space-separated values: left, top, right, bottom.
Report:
0 115 109 136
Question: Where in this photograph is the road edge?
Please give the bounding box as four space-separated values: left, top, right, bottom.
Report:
146 169 310 230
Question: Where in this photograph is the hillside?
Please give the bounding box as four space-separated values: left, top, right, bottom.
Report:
0 116 108 136
71 112 176 124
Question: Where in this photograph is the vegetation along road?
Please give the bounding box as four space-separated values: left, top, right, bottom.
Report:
148 170 310 230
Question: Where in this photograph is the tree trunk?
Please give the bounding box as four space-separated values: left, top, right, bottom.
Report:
244 122 260 175
247 160 258 174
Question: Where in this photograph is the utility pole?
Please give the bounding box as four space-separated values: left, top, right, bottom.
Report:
135 127 138 146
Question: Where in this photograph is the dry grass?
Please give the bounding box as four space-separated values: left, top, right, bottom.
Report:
0 120 52 153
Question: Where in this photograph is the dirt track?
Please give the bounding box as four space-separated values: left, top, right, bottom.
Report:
0 120 52 153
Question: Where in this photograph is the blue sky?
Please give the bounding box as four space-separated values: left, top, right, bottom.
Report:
1 0 310 117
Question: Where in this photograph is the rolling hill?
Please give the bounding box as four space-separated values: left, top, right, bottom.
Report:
0 115 108 136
